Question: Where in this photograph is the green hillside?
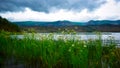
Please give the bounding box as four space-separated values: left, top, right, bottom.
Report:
0 16 21 32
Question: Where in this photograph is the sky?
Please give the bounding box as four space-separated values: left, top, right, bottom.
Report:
0 0 120 22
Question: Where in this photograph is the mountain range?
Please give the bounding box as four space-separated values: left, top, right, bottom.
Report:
13 20 120 32
13 20 120 27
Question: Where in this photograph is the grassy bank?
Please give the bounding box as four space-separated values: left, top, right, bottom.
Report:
0 31 120 68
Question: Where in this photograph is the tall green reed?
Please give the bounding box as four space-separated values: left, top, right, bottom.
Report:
0 31 119 68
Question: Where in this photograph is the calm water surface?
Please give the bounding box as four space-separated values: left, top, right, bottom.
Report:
12 32 120 40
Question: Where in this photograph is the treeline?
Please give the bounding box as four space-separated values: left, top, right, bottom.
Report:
0 16 21 32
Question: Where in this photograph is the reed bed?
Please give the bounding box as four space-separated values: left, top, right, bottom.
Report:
0 31 120 68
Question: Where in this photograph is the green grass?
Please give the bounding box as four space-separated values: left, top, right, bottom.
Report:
0 31 120 68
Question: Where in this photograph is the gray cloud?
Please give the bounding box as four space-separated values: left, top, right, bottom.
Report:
0 0 106 13
115 0 120 2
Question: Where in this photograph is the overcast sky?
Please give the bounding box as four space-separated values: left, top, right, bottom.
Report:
0 0 120 22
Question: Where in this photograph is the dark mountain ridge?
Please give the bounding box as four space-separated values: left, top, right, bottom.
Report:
87 20 120 25
13 20 120 27
13 20 120 32
13 20 77 27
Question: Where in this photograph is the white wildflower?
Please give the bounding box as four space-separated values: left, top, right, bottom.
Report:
84 44 87 47
72 44 75 47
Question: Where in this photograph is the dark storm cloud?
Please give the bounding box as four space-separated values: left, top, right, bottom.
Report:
0 0 106 12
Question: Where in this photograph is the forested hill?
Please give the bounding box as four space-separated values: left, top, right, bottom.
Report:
13 20 120 32
0 16 21 32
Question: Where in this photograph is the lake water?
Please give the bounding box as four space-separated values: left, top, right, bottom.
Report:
12 32 120 40
11 32 120 46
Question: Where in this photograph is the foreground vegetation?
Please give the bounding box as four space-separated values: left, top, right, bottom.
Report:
0 31 120 68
